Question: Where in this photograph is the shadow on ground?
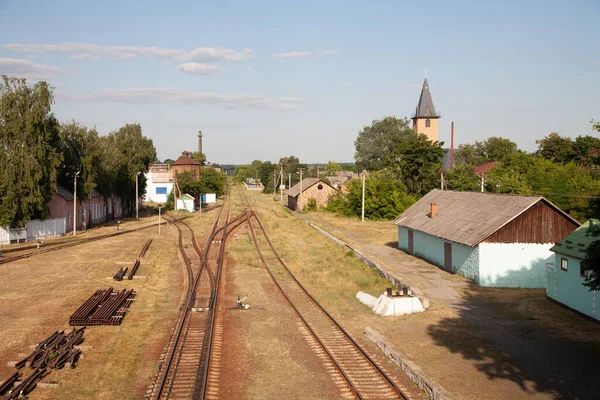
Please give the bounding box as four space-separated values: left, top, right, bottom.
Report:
427 276 600 399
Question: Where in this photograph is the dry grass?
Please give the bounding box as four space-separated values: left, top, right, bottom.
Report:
0 210 219 400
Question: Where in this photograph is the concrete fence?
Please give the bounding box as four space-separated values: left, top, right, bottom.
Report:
0 217 67 245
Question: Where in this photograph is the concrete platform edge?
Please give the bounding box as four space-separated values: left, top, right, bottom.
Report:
307 221 430 309
365 327 454 400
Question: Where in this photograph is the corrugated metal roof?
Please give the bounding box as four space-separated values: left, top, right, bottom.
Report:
392 189 576 247
550 219 598 259
287 178 330 198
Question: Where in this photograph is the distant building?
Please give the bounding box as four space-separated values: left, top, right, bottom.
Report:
411 78 441 143
47 185 122 231
548 220 599 321
287 178 336 211
172 151 200 181
244 178 264 191
145 164 174 203
393 189 579 288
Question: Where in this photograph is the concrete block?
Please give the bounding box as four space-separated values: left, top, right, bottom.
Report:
365 327 454 400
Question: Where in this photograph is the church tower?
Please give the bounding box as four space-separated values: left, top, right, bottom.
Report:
411 78 440 142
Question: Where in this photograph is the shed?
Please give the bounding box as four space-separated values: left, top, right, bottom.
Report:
548 220 598 320
287 178 336 211
176 193 195 212
201 194 217 204
392 189 580 288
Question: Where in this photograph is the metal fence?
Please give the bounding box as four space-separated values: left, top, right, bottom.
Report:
0 217 67 245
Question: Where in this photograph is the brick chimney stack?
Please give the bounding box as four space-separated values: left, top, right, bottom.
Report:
198 130 203 154
430 202 438 218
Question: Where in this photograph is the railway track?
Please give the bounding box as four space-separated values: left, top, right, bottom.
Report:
0 214 186 265
240 187 410 400
148 184 251 400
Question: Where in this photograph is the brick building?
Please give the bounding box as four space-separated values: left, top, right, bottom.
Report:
287 178 336 211
171 151 200 181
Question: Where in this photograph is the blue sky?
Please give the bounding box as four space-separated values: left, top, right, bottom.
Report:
0 0 598 164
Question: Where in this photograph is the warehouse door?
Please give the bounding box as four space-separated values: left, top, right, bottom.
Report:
408 230 414 255
444 242 452 272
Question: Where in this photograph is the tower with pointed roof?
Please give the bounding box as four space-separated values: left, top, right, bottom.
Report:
411 78 440 142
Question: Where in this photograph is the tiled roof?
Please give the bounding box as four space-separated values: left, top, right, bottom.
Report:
392 189 578 247
550 219 599 259
173 151 200 166
287 178 332 197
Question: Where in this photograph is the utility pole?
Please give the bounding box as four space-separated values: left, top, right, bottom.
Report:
73 171 80 236
273 169 277 200
480 174 485 193
280 166 283 202
136 171 141 219
361 172 366 222
317 166 320 179
288 173 291 190
158 206 161 235
297 168 304 211
441 171 445 190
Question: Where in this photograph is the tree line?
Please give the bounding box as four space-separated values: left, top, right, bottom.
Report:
0 76 157 227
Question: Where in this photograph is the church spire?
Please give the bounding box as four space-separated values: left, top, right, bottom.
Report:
411 78 440 142
414 78 438 118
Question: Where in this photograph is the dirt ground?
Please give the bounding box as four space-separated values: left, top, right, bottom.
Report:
300 209 600 399
0 211 216 400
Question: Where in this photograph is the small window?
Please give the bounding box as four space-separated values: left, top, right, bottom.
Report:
156 187 167 195
317 184 323 190
425 119 431 127
581 262 589 278
561 258 568 271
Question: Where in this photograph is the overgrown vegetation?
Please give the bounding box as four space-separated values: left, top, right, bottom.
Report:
0 76 156 225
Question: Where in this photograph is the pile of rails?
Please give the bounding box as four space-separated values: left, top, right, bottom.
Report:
113 239 152 281
70 288 136 325
0 329 85 399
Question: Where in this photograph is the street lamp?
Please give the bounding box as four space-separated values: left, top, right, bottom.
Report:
73 171 80 235
136 171 141 220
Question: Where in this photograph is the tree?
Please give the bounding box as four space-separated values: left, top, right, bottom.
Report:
0 76 61 226
58 121 100 229
198 167 227 197
572 135 600 166
163 158 175 165
327 171 416 220
455 137 519 166
444 163 480 191
583 121 600 290
188 151 206 166
326 161 342 175
354 116 444 195
96 123 156 215
278 156 305 187
536 132 574 163
354 116 414 171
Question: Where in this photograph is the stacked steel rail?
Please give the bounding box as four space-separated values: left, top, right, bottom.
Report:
0 328 85 399
238 186 409 400
69 288 136 325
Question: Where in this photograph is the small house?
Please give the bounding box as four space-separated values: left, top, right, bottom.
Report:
548 220 598 321
145 163 174 203
392 189 579 288
287 178 336 211
176 193 195 212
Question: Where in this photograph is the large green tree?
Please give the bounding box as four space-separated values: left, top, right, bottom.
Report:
354 116 444 195
0 76 62 226
536 132 574 163
96 123 156 215
456 136 518 165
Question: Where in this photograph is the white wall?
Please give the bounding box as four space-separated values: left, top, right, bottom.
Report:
478 243 555 288
144 172 173 203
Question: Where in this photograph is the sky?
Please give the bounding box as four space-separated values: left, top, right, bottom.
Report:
0 0 598 164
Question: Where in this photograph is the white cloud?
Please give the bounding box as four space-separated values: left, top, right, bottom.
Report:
272 51 312 59
61 87 300 111
276 96 303 103
272 49 340 59
177 63 223 75
69 54 100 61
316 49 341 56
4 43 253 63
0 57 65 80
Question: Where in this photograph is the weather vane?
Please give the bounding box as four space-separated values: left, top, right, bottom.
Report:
423 67 429 78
